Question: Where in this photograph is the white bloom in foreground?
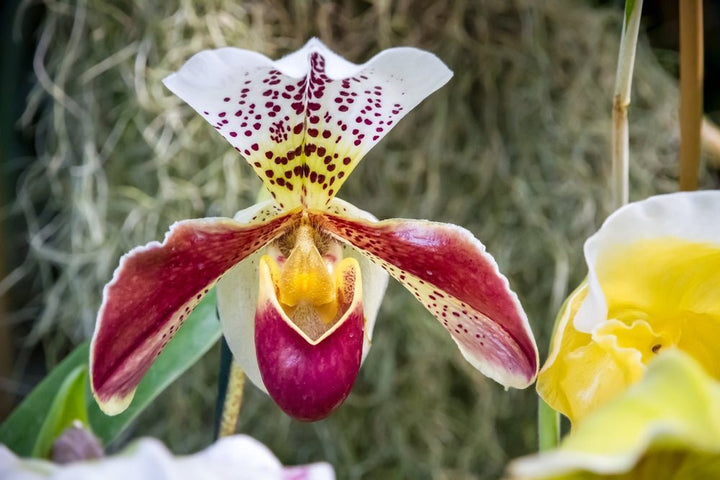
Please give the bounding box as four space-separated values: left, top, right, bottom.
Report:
0 435 334 480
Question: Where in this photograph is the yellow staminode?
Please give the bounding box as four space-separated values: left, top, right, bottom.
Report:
277 225 336 309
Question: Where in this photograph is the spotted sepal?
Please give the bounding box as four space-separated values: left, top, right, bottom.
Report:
90 210 300 415
315 212 539 388
254 256 364 421
163 38 452 211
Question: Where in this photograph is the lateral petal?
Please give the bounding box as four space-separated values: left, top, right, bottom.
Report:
90 205 300 415
315 211 538 388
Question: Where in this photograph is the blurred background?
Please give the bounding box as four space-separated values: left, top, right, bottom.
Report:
1 0 719 478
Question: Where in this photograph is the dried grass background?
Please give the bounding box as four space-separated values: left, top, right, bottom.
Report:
6 0 716 478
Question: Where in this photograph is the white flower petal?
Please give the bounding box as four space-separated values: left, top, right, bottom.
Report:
0 436 335 480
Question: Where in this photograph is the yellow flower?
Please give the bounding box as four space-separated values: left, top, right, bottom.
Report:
538 191 720 425
508 350 720 479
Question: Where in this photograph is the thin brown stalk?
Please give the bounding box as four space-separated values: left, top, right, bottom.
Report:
679 0 704 191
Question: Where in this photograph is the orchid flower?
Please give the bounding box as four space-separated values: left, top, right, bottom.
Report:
0 434 334 480
537 191 720 425
508 350 720 479
89 39 538 421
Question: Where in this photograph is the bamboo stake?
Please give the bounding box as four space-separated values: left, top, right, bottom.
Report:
679 0 704 190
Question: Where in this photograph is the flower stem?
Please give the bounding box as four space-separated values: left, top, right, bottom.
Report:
218 361 245 437
611 0 643 210
679 0 704 191
537 397 560 451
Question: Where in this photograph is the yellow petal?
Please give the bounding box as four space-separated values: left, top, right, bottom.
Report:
597 237 720 377
509 350 720 479
537 283 597 424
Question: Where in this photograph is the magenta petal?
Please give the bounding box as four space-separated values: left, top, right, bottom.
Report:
90 212 299 414
254 257 364 421
316 212 539 388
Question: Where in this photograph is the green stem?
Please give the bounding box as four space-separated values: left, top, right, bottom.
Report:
218 361 245 437
611 0 643 211
538 396 560 451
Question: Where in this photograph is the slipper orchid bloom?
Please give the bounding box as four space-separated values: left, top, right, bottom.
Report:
538 191 720 425
89 39 538 421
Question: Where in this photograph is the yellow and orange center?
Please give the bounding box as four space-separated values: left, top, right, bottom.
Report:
263 221 352 341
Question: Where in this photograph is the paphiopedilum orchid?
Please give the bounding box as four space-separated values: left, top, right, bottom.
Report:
89 39 538 421
538 191 720 425
509 350 720 479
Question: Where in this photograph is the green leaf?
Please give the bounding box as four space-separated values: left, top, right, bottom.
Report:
87 288 221 444
0 343 90 457
31 366 89 458
0 289 221 455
